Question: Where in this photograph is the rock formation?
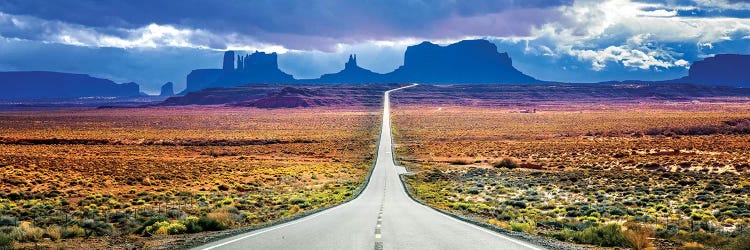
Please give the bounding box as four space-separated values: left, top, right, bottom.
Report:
385 40 539 84
223 51 235 71
0 71 141 100
182 51 294 94
313 54 384 83
159 82 174 97
670 54 750 87
183 39 542 93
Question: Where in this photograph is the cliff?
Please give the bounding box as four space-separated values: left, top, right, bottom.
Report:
183 51 294 93
671 54 750 87
182 39 541 93
385 40 539 84
160 82 174 97
0 71 141 100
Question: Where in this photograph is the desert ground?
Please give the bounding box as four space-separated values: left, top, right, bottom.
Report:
0 106 379 249
391 101 750 249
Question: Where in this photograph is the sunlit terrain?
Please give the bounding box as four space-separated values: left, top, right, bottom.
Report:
392 102 750 249
0 107 378 249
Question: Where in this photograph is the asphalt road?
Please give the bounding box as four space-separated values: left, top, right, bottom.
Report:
194 84 544 250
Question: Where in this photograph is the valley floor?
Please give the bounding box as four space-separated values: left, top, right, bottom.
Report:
0 106 380 249
391 102 750 250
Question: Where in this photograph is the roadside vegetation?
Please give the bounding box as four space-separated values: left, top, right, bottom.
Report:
392 103 750 249
0 107 379 249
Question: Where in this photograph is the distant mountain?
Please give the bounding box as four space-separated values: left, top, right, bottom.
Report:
182 39 541 93
0 71 140 100
669 54 750 87
385 40 539 84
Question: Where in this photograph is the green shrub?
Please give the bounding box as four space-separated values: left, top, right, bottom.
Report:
553 223 627 247
676 231 729 247
198 216 226 231
725 234 750 250
183 216 203 233
509 221 535 233
80 219 112 237
143 221 187 235
0 217 16 227
0 232 14 250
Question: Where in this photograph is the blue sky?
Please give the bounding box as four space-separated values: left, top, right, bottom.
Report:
1 0 749 93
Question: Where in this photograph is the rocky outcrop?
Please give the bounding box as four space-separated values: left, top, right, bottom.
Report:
183 51 295 93
313 54 383 83
385 40 539 84
159 82 174 97
671 54 750 87
182 39 541 93
0 71 141 100
182 69 223 94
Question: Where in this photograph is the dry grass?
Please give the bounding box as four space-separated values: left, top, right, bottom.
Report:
392 102 750 249
0 106 380 248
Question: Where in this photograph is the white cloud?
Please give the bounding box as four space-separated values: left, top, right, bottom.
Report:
693 0 750 10
0 12 292 53
510 0 750 71
573 45 678 71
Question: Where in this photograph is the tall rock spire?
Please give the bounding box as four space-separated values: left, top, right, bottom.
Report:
345 54 357 70
223 51 235 71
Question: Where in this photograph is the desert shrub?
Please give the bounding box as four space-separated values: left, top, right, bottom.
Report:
80 219 112 237
134 217 166 235
493 158 518 169
143 221 187 235
198 216 226 231
207 206 241 228
725 234 750 250
0 233 13 250
448 158 473 165
182 216 203 233
683 242 704 250
15 222 44 242
45 225 62 241
676 231 729 247
509 221 535 233
553 223 627 247
504 200 527 209
624 222 654 250
62 225 85 238
0 218 16 227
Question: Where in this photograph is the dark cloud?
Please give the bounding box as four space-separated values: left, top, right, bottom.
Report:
0 0 572 50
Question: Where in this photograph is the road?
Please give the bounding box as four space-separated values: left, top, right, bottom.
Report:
195 85 543 250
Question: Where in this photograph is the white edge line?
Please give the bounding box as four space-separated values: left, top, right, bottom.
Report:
200 199 350 250
199 84 417 250
424 203 546 250
387 83 545 250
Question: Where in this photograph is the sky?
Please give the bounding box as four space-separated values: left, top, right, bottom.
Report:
1 0 749 94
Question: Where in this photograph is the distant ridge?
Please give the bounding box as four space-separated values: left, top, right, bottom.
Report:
183 39 540 93
0 71 141 100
